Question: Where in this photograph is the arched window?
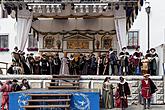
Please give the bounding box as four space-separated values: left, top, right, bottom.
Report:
44 35 55 49
102 35 113 49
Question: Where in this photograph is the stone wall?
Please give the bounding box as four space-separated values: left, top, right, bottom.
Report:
0 75 164 104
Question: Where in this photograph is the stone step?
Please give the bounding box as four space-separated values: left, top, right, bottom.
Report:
23 105 70 109
52 75 80 78
28 94 71 97
51 78 80 80
28 99 71 102
48 86 79 89
48 82 79 84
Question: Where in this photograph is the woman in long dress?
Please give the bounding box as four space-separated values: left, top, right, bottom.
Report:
102 77 114 109
59 52 69 75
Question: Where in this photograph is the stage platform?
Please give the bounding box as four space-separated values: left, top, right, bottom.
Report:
9 88 100 110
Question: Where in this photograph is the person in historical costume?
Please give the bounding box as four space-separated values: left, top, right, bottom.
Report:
140 74 157 109
119 47 130 75
1 80 12 110
128 55 135 75
141 50 151 76
40 53 49 75
141 58 150 76
26 53 35 74
145 50 152 59
116 77 130 110
12 46 21 66
60 52 70 75
90 54 97 75
102 77 114 109
53 53 61 75
109 48 118 75
7 62 22 75
20 79 31 90
79 54 85 75
82 55 91 75
149 48 159 75
73 54 80 75
48 56 55 75
69 54 76 75
133 46 143 75
12 79 21 92
102 53 109 75
19 51 25 74
33 56 41 75
19 51 30 75
11 47 23 74
96 52 104 75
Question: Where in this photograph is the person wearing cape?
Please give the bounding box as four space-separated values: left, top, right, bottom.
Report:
140 74 157 109
115 77 130 110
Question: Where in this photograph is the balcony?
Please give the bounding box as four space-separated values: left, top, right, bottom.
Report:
3 0 138 3
3 0 141 20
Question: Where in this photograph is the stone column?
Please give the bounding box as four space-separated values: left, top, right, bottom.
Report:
0 5 2 18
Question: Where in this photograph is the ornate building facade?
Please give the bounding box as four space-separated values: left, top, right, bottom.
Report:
0 0 144 59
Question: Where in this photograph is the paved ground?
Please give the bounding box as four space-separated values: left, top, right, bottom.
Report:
101 104 165 110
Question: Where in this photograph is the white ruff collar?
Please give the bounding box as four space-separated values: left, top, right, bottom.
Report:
120 79 126 84
69 57 74 60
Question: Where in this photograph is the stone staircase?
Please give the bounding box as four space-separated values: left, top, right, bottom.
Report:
23 93 71 110
23 75 80 109
47 75 80 89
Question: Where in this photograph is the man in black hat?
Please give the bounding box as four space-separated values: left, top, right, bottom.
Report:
40 53 49 75
119 47 129 75
53 53 61 75
26 53 35 74
149 48 159 75
133 46 143 75
109 48 118 75
90 54 97 75
14 46 18 53
12 79 21 92
116 77 130 109
12 46 20 66
79 54 85 75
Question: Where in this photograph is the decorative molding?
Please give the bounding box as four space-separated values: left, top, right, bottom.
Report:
63 49 93 53
27 47 38 51
39 48 62 52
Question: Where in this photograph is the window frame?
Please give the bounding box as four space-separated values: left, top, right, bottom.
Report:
127 31 139 49
27 33 38 51
0 34 9 48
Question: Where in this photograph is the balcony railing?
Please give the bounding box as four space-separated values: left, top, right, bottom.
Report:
2 0 138 3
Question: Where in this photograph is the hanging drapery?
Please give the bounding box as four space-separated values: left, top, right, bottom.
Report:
114 9 127 51
114 19 122 50
15 9 33 51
